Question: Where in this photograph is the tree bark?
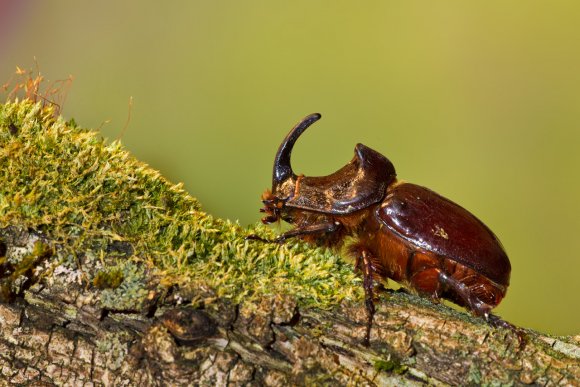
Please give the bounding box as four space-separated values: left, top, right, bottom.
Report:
0 227 578 386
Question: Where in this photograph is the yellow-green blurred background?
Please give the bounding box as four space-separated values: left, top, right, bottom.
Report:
1 1 578 335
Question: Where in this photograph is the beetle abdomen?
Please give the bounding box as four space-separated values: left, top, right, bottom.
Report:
356 221 507 312
376 183 511 287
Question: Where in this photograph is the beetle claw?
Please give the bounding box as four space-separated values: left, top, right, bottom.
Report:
245 234 287 244
245 234 271 243
486 314 527 349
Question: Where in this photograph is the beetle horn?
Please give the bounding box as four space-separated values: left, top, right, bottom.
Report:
272 113 322 189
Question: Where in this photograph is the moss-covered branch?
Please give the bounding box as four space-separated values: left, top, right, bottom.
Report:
0 100 361 307
0 101 578 385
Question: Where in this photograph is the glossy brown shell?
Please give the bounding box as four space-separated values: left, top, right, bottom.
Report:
376 183 511 286
286 144 396 214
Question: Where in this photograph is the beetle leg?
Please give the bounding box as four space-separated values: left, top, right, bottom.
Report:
486 314 527 348
245 234 272 243
246 221 340 244
437 272 526 348
438 272 486 313
350 247 381 346
275 221 340 243
361 250 376 346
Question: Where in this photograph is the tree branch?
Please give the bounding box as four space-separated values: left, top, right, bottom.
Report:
0 101 577 385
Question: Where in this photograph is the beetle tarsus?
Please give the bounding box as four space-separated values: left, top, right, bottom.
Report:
277 222 341 242
245 234 276 243
245 234 290 244
246 222 339 244
359 249 378 346
363 295 375 347
486 314 527 349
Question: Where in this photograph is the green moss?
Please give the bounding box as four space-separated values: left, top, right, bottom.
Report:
93 268 124 289
467 363 482 384
373 358 407 374
0 100 363 309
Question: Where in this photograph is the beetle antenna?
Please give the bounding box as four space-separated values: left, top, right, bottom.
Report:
272 113 321 189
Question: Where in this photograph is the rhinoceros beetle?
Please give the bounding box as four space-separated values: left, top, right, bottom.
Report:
249 113 516 345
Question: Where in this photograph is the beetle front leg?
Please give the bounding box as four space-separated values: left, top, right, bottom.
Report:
246 221 340 244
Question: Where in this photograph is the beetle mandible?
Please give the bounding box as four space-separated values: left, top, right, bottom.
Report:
250 113 513 344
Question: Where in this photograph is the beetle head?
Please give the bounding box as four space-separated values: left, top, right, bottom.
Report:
260 113 397 224
259 189 287 224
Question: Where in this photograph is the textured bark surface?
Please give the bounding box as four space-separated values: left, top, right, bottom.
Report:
0 227 578 386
